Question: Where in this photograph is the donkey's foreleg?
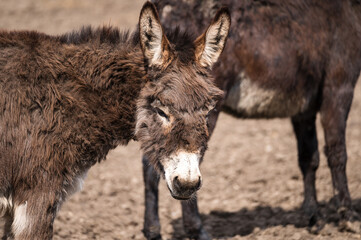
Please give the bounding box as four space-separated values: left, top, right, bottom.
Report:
320 78 358 229
181 197 210 240
291 115 320 228
142 156 161 240
2 212 14 240
10 190 60 240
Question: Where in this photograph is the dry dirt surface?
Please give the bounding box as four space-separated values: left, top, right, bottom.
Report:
1 1 361 239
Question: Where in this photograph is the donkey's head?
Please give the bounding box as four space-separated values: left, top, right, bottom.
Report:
136 2 230 200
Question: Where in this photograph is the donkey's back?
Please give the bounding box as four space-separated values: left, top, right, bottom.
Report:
156 0 361 118
0 29 105 173
0 30 68 175
221 0 361 118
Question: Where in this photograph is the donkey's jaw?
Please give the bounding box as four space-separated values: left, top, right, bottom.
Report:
163 151 202 199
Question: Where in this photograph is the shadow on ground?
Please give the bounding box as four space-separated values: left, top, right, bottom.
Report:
170 198 361 239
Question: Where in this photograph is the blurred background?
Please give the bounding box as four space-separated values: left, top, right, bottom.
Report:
0 1 361 239
0 0 144 33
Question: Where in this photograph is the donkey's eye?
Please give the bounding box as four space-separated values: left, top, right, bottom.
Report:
155 107 169 121
206 107 217 123
206 108 214 120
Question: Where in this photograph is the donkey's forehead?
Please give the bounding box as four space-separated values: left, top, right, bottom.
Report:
155 68 222 111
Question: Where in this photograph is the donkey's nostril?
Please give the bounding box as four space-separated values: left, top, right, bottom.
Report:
172 175 202 193
169 174 202 199
195 176 202 190
173 176 181 189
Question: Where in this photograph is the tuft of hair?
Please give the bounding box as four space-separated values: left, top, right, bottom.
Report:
58 26 137 47
163 26 196 64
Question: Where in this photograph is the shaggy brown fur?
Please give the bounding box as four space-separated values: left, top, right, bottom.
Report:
142 0 361 239
0 2 230 239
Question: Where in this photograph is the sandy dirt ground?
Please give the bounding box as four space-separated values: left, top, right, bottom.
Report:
1 1 361 239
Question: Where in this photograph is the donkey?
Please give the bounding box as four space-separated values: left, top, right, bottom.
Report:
0 2 230 239
141 0 361 239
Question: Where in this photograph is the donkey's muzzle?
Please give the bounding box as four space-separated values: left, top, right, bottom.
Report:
164 151 202 200
171 175 202 200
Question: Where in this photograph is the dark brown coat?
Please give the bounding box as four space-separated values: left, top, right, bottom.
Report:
0 2 230 239
142 0 361 239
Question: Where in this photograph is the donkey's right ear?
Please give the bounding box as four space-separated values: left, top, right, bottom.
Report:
139 1 172 68
194 7 231 68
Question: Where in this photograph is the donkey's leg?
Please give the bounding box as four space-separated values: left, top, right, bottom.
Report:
2 212 13 240
181 197 210 240
320 77 358 226
142 156 161 240
291 115 320 224
11 191 60 240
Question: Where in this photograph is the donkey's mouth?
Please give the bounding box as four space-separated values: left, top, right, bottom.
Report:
167 185 195 200
170 193 192 201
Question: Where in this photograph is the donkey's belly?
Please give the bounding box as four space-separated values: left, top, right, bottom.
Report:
224 72 311 118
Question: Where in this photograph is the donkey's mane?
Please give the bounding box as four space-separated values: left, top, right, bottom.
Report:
58 26 135 46
164 26 196 63
58 25 196 63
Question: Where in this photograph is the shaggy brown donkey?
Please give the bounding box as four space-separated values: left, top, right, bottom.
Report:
0 2 230 239
141 0 361 239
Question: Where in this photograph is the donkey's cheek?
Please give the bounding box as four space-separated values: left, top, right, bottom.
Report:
162 122 172 135
157 114 174 135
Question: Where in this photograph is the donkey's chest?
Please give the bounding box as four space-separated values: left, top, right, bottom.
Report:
224 72 315 118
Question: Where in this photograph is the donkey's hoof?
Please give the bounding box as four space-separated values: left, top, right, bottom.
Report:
145 233 162 240
338 219 361 233
143 226 162 240
197 228 211 240
308 216 325 234
187 227 211 240
306 209 325 234
190 228 212 240
338 206 360 220
337 207 361 233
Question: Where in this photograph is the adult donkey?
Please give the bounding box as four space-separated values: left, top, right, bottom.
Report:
142 0 361 239
0 2 230 239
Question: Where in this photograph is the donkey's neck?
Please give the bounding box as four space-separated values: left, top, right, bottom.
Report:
63 42 147 156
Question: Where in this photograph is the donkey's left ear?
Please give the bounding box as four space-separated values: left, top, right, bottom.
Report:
139 1 172 68
194 7 231 68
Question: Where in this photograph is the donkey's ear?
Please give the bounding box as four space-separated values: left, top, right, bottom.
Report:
194 7 231 68
139 1 171 68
